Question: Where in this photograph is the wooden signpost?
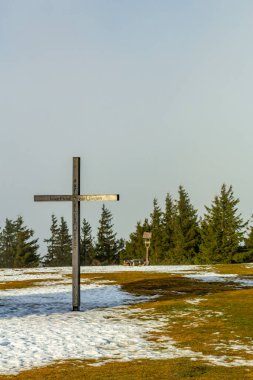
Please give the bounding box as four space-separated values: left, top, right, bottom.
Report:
34 157 120 311
143 232 152 266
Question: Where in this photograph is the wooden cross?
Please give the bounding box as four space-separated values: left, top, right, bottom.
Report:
34 157 120 311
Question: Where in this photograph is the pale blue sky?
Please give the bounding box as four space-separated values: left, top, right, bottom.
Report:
1 1 253 254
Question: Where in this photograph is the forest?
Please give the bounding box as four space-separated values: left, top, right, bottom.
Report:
0 184 253 267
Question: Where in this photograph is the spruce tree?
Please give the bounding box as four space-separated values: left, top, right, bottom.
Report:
116 238 125 264
173 186 200 264
55 217 72 266
43 215 59 267
123 219 150 262
150 198 163 264
0 219 18 267
14 217 40 268
200 184 246 264
161 193 176 263
0 217 40 268
80 218 95 265
95 205 118 265
245 225 253 250
242 224 253 263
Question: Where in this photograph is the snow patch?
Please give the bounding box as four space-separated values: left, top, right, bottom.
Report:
184 272 253 287
0 282 196 375
184 273 237 282
1 265 253 374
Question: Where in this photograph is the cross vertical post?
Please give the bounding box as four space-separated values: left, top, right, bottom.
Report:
34 157 120 311
72 157 80 311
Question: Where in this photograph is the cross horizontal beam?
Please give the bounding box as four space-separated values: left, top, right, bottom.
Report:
34 194 120 202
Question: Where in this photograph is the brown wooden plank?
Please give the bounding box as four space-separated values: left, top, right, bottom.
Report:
34 195 72 201
78 194 120 202
34 194 120 202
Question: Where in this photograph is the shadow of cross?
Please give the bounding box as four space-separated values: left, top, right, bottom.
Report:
34 157 120 311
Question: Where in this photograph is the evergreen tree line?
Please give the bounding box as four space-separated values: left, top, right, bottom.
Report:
1 184 253 268
43 205 124 267
122 184 253 265
0 205 123 268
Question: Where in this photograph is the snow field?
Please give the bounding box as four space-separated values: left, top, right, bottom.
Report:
0 265 253 374
0 278 196 375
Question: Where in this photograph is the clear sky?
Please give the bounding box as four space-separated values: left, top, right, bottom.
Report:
1 1 253 255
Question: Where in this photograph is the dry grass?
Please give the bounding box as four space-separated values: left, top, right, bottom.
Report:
80 271 175 284
1 264 253 379
214 263 253 275
0 279 61 291
22 271 61 276
151 288 253 359
1 359 253 380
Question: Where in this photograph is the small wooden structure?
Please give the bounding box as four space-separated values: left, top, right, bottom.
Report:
123 258 145 266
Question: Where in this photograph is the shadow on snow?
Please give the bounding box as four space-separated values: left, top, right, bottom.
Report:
0 285 140 319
